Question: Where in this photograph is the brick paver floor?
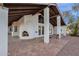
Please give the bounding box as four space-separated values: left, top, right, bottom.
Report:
8 35 70 56
57 36 79 56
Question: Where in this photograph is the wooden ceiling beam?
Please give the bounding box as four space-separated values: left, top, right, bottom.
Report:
32 6 47 15
4 3 47 7
8 7 43 10
50 7 56 14
9 10 40 14
50 6 59 18
50 19 56 26
9 9 41 11
9 15 22 18
51 6 59 15
8 18 22 26
32 8 44 15
49 8 55 16
9 10 38 16
9 10 37 15
9 13 31 16
50 20 55 26
50 15 59 19
53 20 57 26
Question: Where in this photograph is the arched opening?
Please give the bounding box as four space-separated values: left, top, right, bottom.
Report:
22 31 29 36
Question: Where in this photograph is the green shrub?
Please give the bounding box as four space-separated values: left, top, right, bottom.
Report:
71 23 78 36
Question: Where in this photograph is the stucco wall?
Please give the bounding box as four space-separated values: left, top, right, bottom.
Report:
53 26 67 35
61 26 67 36
53 26 57 34
11 16 24 37
12 28 19 37
19 14 54 39
19 14 38 39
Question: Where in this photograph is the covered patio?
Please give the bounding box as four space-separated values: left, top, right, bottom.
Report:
4 3 65 43
0 3 66 56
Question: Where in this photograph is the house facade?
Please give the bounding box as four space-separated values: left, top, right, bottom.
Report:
9 13 67 39
6 3 67 41
10 14 54 39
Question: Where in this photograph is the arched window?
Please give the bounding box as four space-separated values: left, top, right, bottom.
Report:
38 15 44 23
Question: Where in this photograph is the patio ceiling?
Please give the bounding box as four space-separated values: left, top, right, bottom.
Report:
3 3 65 26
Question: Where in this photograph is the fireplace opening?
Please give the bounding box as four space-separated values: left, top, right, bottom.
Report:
22 31 29 36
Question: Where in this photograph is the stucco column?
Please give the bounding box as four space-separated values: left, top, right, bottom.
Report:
19 25 22 39
44 7 49 44
0 7 8 56
12 25 15 36
57 15 61 39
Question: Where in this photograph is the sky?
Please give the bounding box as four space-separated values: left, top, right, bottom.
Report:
58 3 73 12
58 3 74 24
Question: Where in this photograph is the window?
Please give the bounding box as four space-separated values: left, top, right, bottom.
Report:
38 26 44 35
38 26 41 35
42 26 44 35
14 26 17 32
38 15 44 23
